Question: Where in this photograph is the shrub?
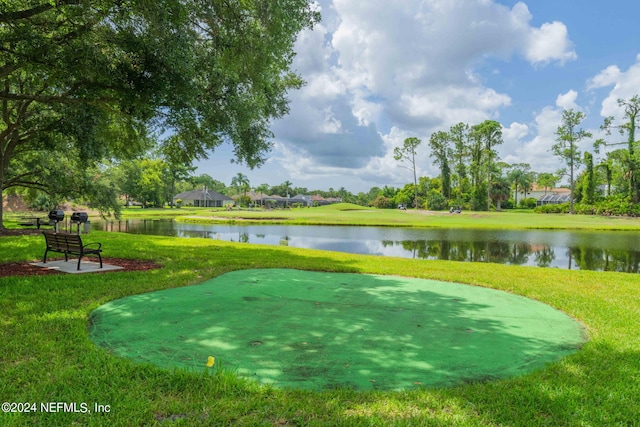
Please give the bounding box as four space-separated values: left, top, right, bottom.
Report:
518 198 537 209
28 193 55 211
370 195 393 209
470 188 487 211
236 195 251 207
574 203 597 215
535 196 640 217
595 195 633 216
534 203 570 214
426 191 447 211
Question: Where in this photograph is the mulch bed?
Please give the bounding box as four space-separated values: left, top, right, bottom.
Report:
0 258 162 278
0 228 43 236
1 228 162 277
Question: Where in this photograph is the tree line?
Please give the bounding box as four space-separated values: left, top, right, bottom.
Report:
8 94 640 215
392 96 640 215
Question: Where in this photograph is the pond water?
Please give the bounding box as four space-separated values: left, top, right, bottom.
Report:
92 219 640 273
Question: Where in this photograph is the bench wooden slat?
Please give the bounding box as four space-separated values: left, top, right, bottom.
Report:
42 231 103 270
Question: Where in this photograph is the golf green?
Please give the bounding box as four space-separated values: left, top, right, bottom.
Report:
89 269 587 391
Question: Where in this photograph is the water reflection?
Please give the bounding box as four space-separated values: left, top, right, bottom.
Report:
93 220 640 272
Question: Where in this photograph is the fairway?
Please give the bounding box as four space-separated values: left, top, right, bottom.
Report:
89 269 587 391
167 203 640 230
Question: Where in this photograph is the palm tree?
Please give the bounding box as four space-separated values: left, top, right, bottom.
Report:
490 176 512 211
536 172 558 196
255 183 270 206
508 163 534 206
231 173 250 205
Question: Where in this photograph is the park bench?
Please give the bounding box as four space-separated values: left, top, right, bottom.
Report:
42 231 103 271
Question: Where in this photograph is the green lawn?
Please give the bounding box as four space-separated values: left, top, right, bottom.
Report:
165 203 640 230
7 203 640 230
1 231 639 426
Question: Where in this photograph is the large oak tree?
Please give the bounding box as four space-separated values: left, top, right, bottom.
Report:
0 0 319 229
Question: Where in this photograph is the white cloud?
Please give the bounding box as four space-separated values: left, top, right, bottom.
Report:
587 65 622 89
503 122 530 142
525 21 577 65
268 0 578 190
555 90 579 110
361 127 438 187
302 73 345 101
502 106 562 174
588 54 640 119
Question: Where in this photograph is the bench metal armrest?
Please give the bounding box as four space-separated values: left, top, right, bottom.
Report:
83 242 102 250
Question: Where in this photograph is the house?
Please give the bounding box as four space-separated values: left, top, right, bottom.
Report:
289 194 342 207
173 189 234 207
290 194 313 206
513 183 571 205
261 194 288 207
522 184 572 207
536 193 572 206
246 191 269 203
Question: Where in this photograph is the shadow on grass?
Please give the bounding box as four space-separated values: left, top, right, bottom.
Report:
1 232 628 426
88 266 586 392
433 341 640 426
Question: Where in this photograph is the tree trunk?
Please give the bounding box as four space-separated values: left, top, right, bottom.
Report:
412 152 418 209
569 162 575 214
0 190 4 231
629 117 639 203
487 169 492 211
0 160 5 230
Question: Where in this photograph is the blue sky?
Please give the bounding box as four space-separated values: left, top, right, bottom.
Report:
194 0 640 193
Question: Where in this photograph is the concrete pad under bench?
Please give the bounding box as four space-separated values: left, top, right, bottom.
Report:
30 260 123 274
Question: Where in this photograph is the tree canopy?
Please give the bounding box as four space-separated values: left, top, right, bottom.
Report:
0 0 319 228
394 137 422 208
552 109 591 214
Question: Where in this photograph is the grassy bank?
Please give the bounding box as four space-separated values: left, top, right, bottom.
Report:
6 203 640 231
170 203 640 230
1 231 639 425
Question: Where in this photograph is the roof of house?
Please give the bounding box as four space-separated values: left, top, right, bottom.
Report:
245 191 269 201
173 189 233 201
530 183 571 193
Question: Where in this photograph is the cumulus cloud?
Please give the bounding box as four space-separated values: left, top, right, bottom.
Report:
496 105 565 176
555 90 579 110
525 21 577 65
269 0 577 189
500 122 530 164
588 54 640 119
501 97 604 182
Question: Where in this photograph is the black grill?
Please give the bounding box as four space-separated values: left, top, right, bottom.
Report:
70 212 89 223
48 210 64 222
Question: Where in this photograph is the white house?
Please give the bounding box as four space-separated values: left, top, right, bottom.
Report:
173 189 234 207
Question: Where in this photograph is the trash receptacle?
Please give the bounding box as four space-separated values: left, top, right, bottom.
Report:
83 220 91 234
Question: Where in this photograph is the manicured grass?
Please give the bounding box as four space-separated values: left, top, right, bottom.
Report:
6 203 640 230
1 231 639 425
170 203 640 230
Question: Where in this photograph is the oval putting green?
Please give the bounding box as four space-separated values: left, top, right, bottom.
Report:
89 269 587 391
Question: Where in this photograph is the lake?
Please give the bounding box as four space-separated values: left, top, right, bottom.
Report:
92 219 640 273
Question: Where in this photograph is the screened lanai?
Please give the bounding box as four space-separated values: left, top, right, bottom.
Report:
536 194 572 206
